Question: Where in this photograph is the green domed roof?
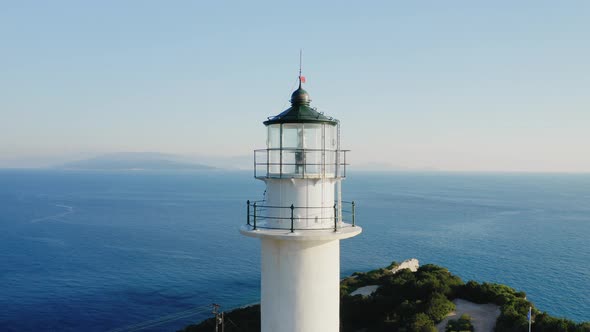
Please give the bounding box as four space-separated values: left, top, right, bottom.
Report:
263 87 338 126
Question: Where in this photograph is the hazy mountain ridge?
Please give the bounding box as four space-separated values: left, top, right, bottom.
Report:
56 152 216 171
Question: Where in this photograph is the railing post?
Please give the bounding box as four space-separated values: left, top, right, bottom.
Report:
302 149 305 178
352 201 356 227
333 204 338 232
253 202 257 230
279 124 283 179
344 151 347 177
266 149 270 177
247 200 250 226
290 204 295 233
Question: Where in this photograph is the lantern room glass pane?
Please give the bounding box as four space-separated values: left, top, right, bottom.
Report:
267 124 281 174
303 124 321 149
325 124 337 150
267 124 281 149
325 124 337 176
282 124 303 148
281 149 297 174
303 124 321 175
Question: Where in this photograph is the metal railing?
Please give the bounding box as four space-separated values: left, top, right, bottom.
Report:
254 148 349 179
245 200 356 232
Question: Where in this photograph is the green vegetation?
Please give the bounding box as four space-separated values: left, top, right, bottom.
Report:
446 314 474 332
340 263 461 331
456 281 590 332
180 262 590 332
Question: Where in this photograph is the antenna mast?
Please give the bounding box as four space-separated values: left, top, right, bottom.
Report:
299 49 303 88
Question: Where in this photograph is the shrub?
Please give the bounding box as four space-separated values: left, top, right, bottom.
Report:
446 313 474 332
426 292 456 322
412 313 437 332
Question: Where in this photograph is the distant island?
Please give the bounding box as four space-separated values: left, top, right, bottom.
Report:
181 260 590 332
55 152 215 171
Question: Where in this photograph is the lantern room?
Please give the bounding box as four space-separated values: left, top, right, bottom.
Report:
255 87 347 179
247 82 354 231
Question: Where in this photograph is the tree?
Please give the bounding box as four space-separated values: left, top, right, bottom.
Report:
412 313 437 332
446 314 474 332
426 293 455 322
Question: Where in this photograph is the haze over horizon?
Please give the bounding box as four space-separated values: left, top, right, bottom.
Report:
1 1 589 172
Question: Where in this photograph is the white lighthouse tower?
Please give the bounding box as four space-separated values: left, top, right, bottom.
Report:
240 75 362 332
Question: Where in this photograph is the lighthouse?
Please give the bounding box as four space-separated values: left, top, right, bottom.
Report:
240 75 362 332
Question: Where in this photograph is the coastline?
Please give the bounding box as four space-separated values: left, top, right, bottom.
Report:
181 260 590 332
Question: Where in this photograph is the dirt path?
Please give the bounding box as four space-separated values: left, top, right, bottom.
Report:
436 298 500 332
349 285 379 296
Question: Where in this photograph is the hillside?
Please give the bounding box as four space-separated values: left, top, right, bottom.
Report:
180 262 590 332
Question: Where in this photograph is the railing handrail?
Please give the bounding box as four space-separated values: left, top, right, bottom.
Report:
248 204 343 209
253 149 349 179
248 215 341 221
255 162 350 166
248 200 350 209
245 200 357 232
254 148 351 152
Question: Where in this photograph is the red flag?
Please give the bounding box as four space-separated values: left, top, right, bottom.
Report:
299 76 306 83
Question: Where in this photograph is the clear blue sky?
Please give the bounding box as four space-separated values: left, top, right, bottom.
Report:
1 1 589 171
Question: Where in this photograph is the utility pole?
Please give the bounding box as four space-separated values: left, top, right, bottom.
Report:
527 306 533 332
211 303 224 332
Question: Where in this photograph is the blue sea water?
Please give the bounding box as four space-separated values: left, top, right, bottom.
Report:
0 169 588 331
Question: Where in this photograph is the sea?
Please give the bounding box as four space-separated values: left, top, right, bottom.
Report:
0 169 588 331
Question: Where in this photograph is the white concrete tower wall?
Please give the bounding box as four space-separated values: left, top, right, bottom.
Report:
261 238 340 332
241 80 362 332
264 178 337 229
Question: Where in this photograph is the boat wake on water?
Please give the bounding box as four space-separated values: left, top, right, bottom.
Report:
30 204 74 223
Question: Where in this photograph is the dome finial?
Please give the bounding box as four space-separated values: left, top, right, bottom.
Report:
291 49 310 105
290 86 310 105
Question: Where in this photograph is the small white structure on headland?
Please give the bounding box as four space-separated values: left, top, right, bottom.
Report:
391 258 419 274
349 259 420 297
240 76 362 332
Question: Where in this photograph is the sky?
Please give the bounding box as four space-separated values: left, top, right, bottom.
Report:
1 1 589 172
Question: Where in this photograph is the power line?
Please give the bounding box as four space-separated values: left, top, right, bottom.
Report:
107 301 255 332
106 305 211 332
226 317 242 331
